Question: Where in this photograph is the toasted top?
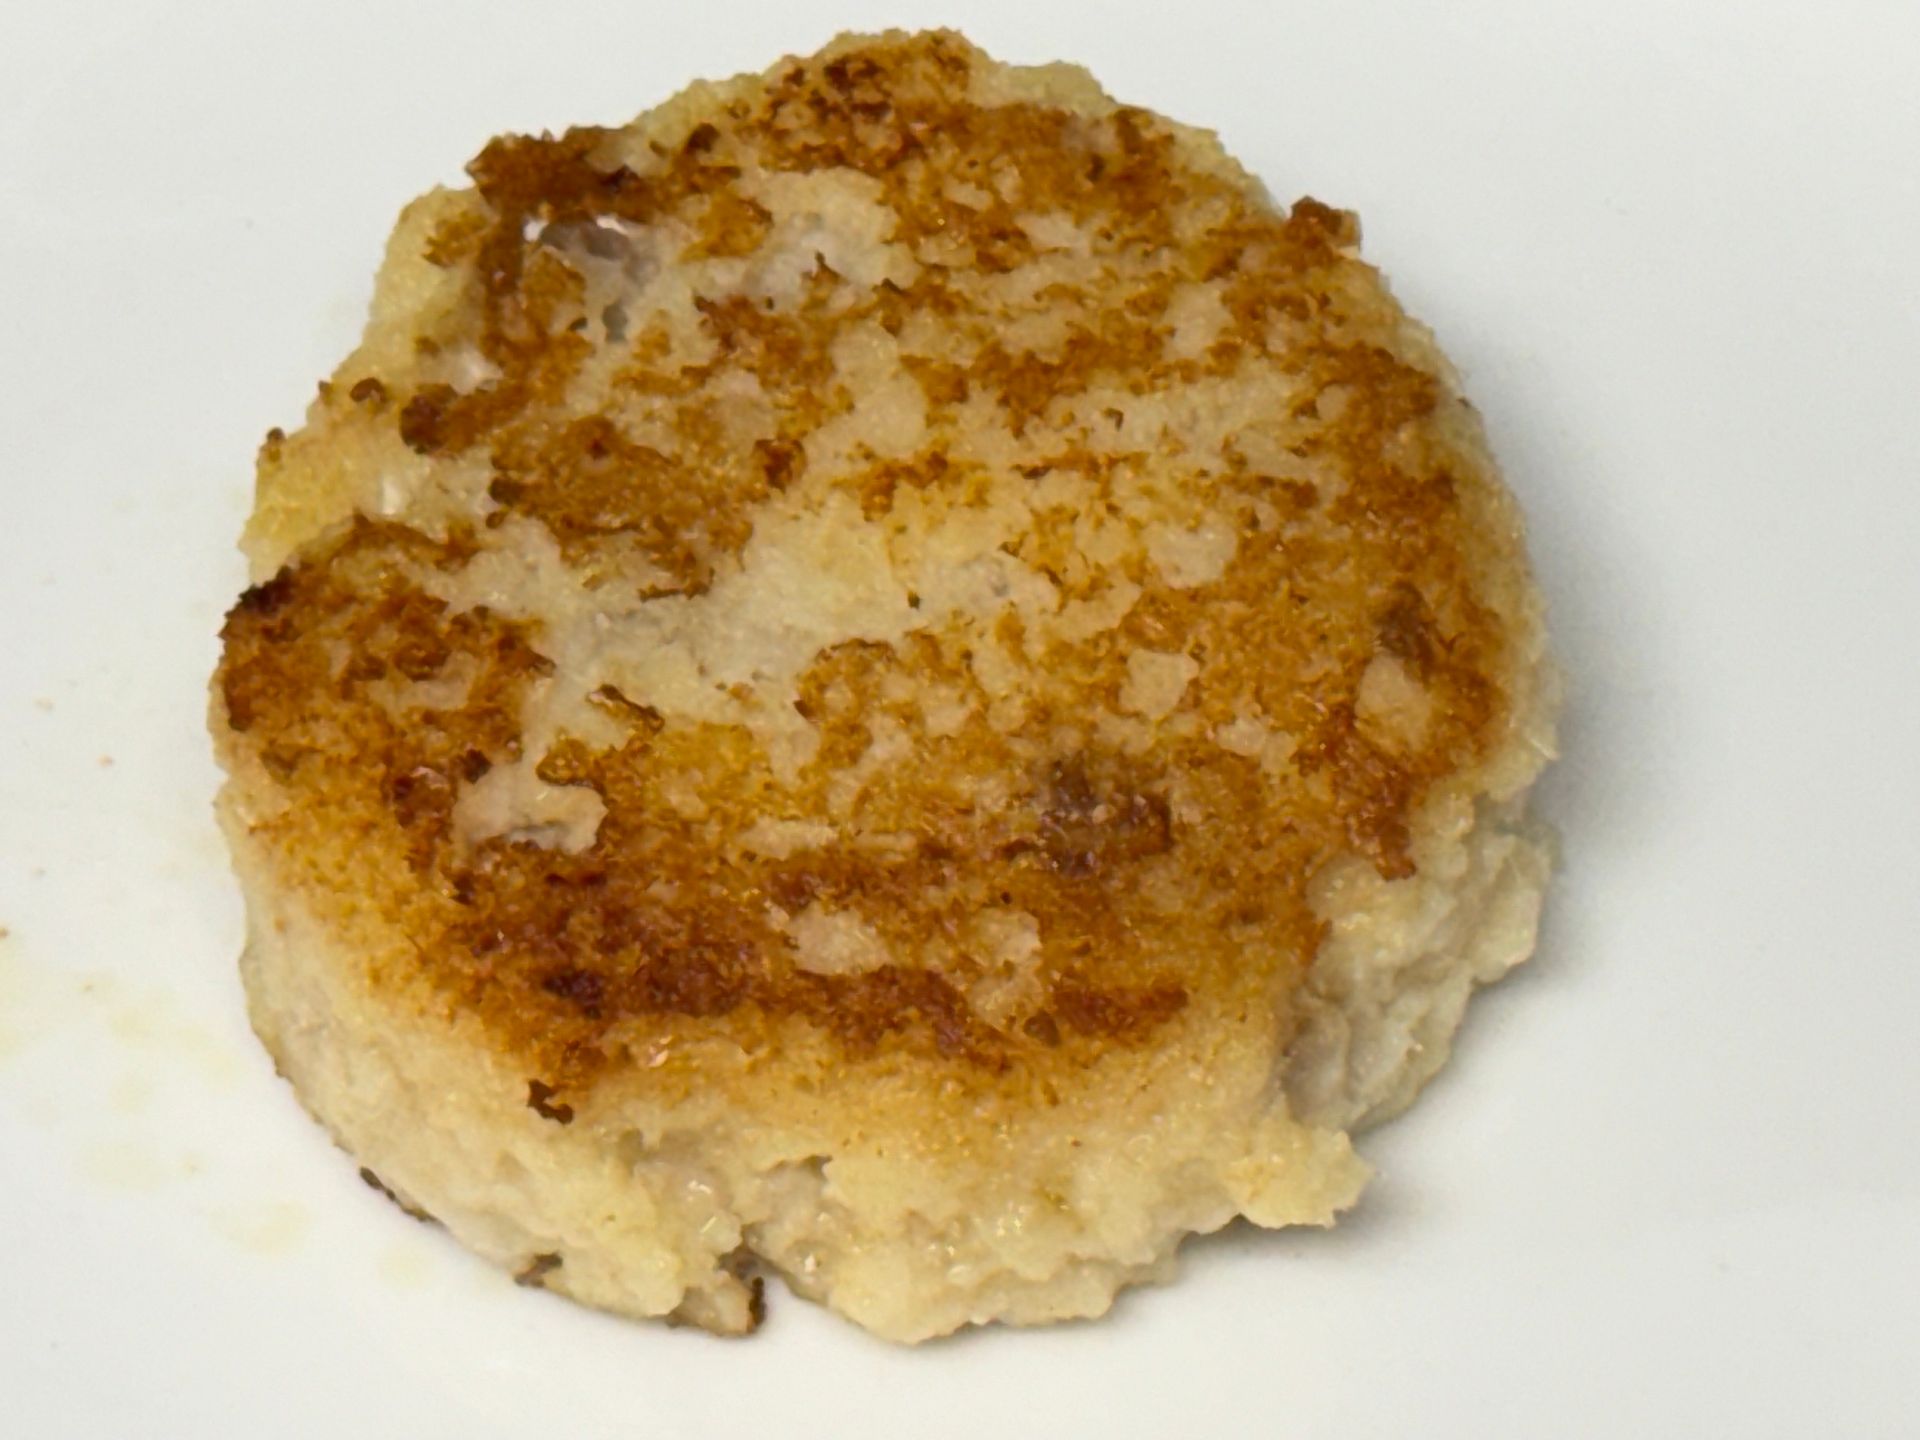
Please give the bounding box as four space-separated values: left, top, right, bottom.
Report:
216 31 1543 1116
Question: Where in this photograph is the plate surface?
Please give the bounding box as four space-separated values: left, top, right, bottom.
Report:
1 2 1915 1435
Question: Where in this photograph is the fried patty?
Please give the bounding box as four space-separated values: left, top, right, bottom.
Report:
212 30 1557 1341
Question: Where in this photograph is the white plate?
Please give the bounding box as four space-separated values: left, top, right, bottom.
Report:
2 2 1916 1435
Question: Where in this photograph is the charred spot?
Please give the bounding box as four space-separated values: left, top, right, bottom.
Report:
1201 242 1243 282
384 767 454 858
766 868 826 914
901 355 969 406
341 650 388 685
587 684 664 732
458 748 493 783
391 629 453 682
409 129 671 454
968 301 1168 433
1318 346 1443 442
1021 1011 1062 1047
1278 479 1319 511
526 1078 575 1124
854 451 951 518
970 344 1069 434
1283 196 1359 252
219 572 321 735
692 294 835 391
348 376 388 406
688 188 773 259
534 738 600 788
820 54 893 118
1294 702 1419 879
636 944 750 1019
399 385 456 453
485 413 759 589
1376 581 1440 676
540 966 607 1017
421 209 487 268
258 742 303 779
1049 977 1188 1038
753 436 800 491
1036 757 1174 878
682 121 720 155
822 56 866 95
230 571 295 620
466 128 659 255
806 966 998 1065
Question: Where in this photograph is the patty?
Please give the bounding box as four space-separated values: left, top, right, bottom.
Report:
211 29 1557 1342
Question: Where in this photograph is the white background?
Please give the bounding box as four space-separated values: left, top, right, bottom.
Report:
2 2 1916 1435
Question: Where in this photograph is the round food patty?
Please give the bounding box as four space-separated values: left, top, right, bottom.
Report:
212 29 1557 1342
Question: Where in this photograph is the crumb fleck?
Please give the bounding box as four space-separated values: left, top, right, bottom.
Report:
359 1166 435 1223
515 1252 563 1287
526 1079 575 1124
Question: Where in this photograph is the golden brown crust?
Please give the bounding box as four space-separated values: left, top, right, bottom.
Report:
215 30 1531 1108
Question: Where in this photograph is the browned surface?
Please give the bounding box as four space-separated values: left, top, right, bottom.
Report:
215 32 1522 1101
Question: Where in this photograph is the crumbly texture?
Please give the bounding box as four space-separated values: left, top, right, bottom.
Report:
211 30 1556 1343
